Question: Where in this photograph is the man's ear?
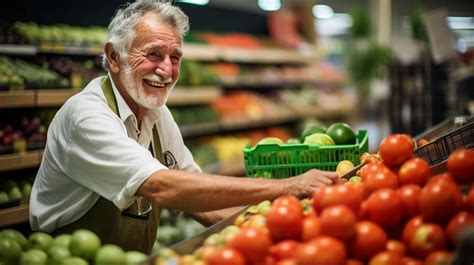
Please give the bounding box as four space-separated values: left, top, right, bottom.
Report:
104 42 121 74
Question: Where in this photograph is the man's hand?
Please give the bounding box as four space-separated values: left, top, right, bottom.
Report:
285 169 339 198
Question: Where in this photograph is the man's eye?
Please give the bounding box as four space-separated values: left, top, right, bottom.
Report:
147 52 160 58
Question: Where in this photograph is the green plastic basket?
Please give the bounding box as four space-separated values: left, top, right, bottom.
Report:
244 130 369 179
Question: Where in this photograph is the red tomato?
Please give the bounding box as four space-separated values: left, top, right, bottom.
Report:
401 257 423 265
276 259 297 265
365 189 404 227
398 158 431 186
465 186 474 213
368 251 403 265
402 216 424 246
312 184 363 214
349 221 388 261
447 148 474 184
379 134 414 167
427 173 457 186
319 205 357 242
419 178 463 224
386 240 406 257
446 211 474 247
397 185 422 220
424 250 453 265
207 247 246 265
363 170 399 196
273 195 304 209
269 240 299 261
228 227 272 264
301 216 321 242
266 203 303 242
359 162 391 180
409 223 446 260
346 259 364 265
295 236 346 265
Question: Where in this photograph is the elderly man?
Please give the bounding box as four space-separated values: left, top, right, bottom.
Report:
29 0 338 253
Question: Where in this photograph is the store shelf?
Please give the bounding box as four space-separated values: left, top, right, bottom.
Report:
220 47 316 64
0 44 36 55
183 43 219 61
0 87 222 108
0 204 29 227
0 90 35 107
38 42 102 55
0 150 43 172
168 86 222 105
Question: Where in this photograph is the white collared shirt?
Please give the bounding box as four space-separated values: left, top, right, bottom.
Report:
29 75 201 232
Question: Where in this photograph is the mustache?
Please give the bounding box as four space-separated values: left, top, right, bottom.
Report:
143 74 172 83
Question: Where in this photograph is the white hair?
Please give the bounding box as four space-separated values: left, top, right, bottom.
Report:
102 0 189 71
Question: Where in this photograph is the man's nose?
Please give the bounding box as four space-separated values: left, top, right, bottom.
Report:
155 56 172 80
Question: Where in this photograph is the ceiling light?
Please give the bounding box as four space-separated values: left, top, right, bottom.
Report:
313 5 334 19
258 0 281 12
176 0 209 5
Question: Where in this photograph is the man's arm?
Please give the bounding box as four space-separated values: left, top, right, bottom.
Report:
137 169 337 213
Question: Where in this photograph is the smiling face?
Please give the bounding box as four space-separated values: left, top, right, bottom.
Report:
117 12 183 110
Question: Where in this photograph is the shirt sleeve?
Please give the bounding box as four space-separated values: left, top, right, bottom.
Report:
64 108 167 210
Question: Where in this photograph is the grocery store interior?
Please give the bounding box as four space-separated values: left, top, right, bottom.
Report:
0 0 473 263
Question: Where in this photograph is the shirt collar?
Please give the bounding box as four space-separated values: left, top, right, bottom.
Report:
108 73 161 125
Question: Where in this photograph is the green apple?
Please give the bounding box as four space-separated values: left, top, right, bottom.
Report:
0 237 22 264
28 232 53 251
95 244 126 265
0 229 29 250
20 249 47 265
69 229 101 261
125 251 147 265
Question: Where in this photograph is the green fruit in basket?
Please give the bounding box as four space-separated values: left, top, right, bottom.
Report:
53 234 72 249
48 246 71 263
8 186 22 201
257 137 283 146
20 249 47 265
304 133 335 146
326 123 356 145
0 237 22 264
125 251 147 265
28 232 53 252
95 244 126 265
0 229 29 250
60 257 89 265
69 229 101 261
300 125 327 142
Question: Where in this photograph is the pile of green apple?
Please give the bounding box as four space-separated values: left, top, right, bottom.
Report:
0 229 147 265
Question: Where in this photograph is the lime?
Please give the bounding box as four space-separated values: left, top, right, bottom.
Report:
299 124 327 142
48 246 71 264
125 251 147 265
60 257 89 265
53 234 72 249
326 123 356 145
20 249 47 265
8 186 23 200
303 133 335 146
0 229 30 250
94 244 126 265
0 191 8 202
69 229 101 261
256 137 283 146
29 232 53 251
0 237 22 264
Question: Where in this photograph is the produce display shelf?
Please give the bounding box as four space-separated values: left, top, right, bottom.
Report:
0 44 36 55
0 90 36 107
0 87 223 108
0 150 43 172
1 43 317 64
0 204 29 227
167 86 222 105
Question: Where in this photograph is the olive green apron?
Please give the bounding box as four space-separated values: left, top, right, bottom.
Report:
54 76 162 253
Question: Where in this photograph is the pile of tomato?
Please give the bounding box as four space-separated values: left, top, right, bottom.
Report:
200 133 474 265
